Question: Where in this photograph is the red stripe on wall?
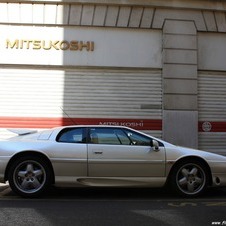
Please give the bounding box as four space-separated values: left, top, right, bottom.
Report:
0 117 162 131
2 117 226 132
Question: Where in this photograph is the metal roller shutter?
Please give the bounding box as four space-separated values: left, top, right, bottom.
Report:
63 70 162 117
0 68 162 139
198 71 226 155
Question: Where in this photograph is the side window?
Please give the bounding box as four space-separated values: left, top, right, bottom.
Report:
114 129 131 145
124 129 151 146
57 128 84 143
90 128 130 145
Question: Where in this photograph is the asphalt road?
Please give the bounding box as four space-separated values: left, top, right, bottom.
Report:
0 184 226 226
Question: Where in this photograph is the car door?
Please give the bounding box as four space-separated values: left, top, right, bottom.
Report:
87 127 165 177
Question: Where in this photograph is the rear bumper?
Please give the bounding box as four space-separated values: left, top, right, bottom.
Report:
0 157 10 183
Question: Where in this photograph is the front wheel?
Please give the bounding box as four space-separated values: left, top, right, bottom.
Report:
8 156 52 198
170 160 208 197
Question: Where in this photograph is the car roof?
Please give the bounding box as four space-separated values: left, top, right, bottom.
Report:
55 125 131 129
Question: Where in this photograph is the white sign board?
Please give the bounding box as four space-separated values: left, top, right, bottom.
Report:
0 25 162 68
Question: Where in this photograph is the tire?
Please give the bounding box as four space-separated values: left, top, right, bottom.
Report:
8 156 52 198
170 160 208 197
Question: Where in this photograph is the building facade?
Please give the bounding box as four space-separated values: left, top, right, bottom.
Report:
0 0 226 155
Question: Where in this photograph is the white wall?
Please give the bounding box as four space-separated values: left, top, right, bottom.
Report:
0 25 162 68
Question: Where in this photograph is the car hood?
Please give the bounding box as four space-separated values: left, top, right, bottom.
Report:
166 143 226 162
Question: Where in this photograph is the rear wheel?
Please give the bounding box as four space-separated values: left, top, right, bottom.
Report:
8 156 51 198
170 160 208 197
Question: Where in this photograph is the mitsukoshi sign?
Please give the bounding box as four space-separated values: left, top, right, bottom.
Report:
0 25 162 67
6 39 95 51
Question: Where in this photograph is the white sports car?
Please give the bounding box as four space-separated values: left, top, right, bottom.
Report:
0 125 226 198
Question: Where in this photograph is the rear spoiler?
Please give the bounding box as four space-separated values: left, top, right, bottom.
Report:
8 129 38 136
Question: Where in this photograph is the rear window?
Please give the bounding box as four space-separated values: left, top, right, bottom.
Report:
57 128 85 143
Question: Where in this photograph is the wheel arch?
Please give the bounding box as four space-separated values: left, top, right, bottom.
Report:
4 151 55 184
167 156 213 186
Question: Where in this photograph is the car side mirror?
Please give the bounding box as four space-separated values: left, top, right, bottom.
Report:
151 140 160 152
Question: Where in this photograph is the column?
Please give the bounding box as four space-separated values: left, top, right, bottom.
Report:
162 20 198 148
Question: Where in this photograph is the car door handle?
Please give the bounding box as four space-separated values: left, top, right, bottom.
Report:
93 151 103 154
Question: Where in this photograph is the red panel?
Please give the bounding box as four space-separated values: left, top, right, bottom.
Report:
0 116 162 131
199 121 226 132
